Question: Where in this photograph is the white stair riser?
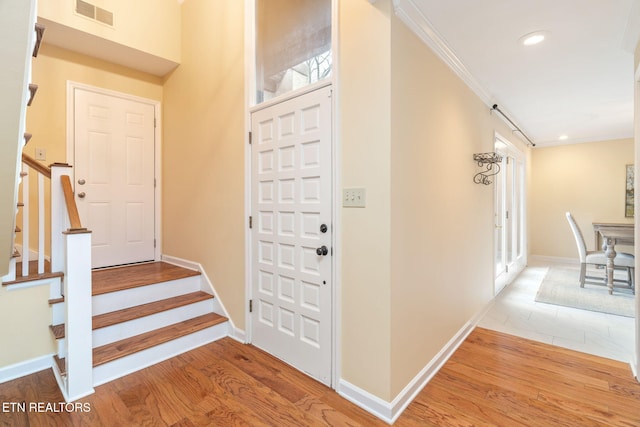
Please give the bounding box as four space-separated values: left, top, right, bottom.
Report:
92 300 215 347
56 338 66 359
52 302 64 325
49 277 62 300
92 322 229 387
92 276 202 315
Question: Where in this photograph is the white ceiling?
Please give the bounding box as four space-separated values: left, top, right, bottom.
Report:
402 0 640 147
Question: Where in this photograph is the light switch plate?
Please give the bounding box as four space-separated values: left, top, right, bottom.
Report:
343 188 366 207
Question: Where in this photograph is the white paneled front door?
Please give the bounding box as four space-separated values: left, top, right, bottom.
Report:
73 87 156 268
250 85 333 386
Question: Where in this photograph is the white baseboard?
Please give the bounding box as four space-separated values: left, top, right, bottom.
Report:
337 379 394 423
161 254 243 340
0 354 53 384
338 302 490 424
229 327 247 343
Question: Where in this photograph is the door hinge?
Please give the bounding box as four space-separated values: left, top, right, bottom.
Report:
249 299 253 313
249 216 253 229
153 239 156 248
505 265 509 273
505 210 509 219
248 131 252 144
154 178 157 188
154 117 157 128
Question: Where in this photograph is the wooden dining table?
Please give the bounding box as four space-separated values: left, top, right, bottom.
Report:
592 222 634 294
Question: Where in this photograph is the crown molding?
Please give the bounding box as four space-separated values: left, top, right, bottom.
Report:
391 0 539 147
392 0 492 105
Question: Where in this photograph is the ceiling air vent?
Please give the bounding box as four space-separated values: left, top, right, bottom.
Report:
76 0 95 19
75 0 114 27
95 8 114 26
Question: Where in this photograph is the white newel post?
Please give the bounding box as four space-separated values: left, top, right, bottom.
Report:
63 229 94 401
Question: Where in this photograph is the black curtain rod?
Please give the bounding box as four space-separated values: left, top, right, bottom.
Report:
491 104 535 147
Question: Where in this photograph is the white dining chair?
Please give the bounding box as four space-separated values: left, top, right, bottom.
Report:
565 212 634 292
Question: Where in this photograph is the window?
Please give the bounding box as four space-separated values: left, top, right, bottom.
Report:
255 0 332 103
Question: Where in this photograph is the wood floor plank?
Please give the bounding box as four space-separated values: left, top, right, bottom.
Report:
203 338 322 403
2 329 640 426
91 262 201 295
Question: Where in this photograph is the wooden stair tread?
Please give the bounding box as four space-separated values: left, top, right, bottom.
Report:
93 313 227 367
50 324 64 340
92 262 201 295
49 292 215 338
54 313 227 375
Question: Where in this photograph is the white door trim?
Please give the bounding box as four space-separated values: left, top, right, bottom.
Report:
633 64 640 381
494 132 527 293
66 81 162 263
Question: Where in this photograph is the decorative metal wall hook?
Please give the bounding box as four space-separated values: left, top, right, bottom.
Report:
473 152 503 185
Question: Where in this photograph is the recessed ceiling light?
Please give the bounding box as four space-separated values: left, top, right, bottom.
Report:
519 31 547 46
558 134 569 140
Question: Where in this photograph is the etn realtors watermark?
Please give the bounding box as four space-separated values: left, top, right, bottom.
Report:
2 401 91 413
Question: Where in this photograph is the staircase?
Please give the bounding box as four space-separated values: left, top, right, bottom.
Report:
2 2 231 401
48 261 228 387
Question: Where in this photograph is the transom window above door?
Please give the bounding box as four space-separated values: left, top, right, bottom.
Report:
255 0 332 104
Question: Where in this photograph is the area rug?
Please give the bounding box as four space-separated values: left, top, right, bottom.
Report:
535 266 635 318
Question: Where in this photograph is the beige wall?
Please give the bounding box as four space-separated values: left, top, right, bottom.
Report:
0 0 37 276
530 139 634 260
26 43 162 162
38 0 181 64
338 0 529 401
0 44 162 369
338 0 393 400
0 286 55 367
388 9 527 398
162 0 246 329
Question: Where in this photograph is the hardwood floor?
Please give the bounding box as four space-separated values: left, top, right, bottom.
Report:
1 328 639 426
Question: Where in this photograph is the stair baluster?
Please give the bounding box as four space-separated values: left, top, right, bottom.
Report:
20 163 29 277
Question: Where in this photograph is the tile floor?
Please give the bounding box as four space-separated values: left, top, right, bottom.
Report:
478 261 636 363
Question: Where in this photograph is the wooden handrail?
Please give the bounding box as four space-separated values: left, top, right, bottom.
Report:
22 152 51 178
60 175 84 230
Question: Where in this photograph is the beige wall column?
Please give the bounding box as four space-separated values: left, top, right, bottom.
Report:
338 0 393 401
388 10 504 398
162 0 246 329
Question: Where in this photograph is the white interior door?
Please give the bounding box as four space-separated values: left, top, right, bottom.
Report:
74 88 156 269
250 85 332 385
